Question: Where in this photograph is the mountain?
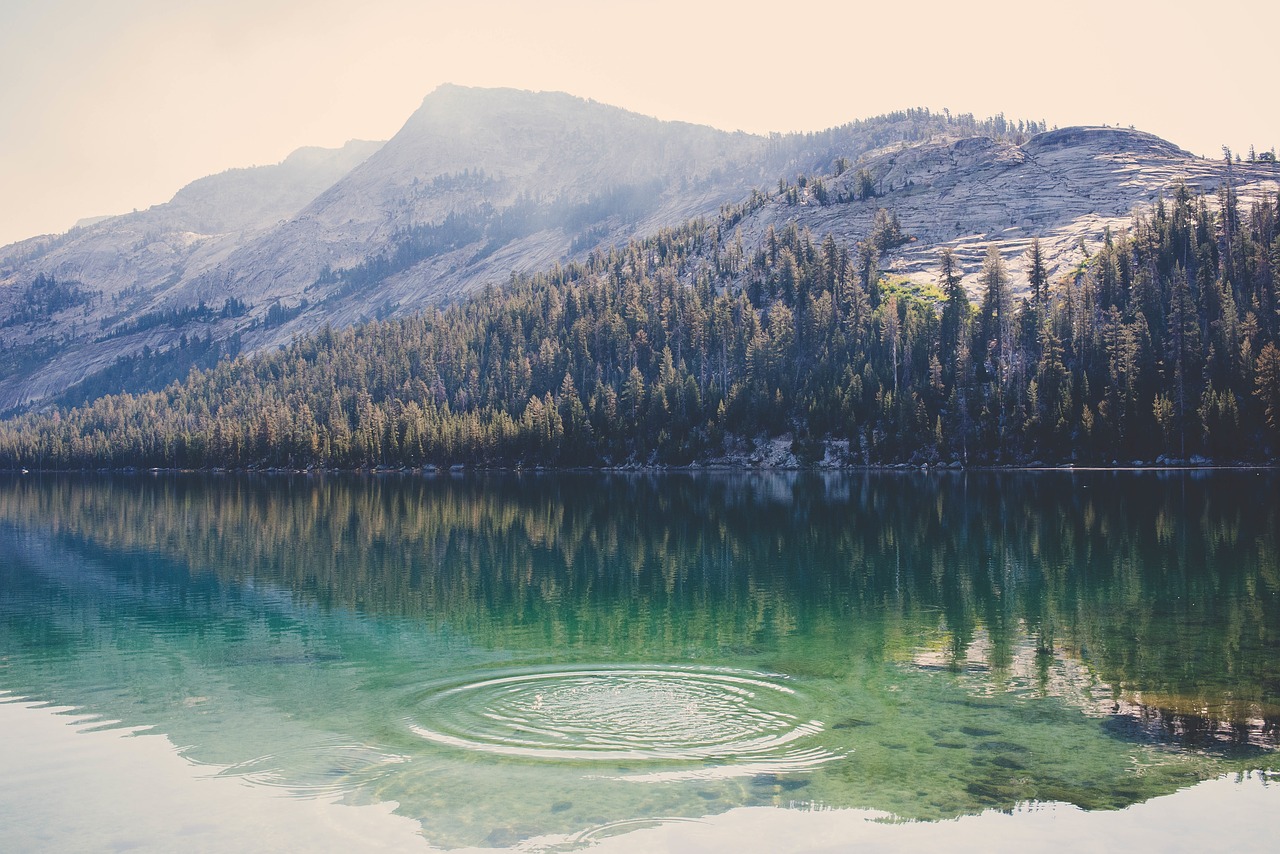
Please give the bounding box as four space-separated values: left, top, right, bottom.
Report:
1 86 1276 416
0 139 383 407
4 138 383 292
732 126 1275 294
202 85 789 323
5 167 1279 471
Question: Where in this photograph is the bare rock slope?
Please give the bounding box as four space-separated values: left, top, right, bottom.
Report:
742 126 1276 294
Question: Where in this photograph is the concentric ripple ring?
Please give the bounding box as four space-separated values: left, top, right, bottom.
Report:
408 666 827 763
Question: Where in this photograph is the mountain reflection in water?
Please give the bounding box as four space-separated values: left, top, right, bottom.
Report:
0 471 1276 848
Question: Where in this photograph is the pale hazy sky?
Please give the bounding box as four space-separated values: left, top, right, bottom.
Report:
2 0 1276 247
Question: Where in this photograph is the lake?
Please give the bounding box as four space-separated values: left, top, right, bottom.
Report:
1 471 1278 851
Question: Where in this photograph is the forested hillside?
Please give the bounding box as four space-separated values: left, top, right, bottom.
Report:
1 173 1278 470
0 88 1115 415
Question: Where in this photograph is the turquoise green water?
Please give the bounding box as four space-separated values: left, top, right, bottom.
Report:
0 472 1277 849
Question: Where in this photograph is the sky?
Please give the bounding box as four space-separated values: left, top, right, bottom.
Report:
2 0 1277 248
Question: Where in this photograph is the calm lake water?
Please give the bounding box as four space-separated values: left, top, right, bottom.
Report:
1 471 1278 851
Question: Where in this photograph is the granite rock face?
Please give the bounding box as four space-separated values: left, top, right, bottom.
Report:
1 87 1275 413
740 126 1276 297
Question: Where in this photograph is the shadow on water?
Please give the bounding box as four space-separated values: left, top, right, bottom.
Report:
1102 707 1280 756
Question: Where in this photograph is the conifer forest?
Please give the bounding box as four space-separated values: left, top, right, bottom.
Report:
2 177 1278 470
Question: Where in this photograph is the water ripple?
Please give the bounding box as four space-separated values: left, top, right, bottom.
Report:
407 665 838 772
215 741 408 794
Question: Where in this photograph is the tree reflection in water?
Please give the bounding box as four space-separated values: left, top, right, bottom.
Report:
0 470 1277 843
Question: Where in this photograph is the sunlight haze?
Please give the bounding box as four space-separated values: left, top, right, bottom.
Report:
1 0 1276 247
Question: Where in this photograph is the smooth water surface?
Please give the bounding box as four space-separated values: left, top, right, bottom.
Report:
1 471 1278 850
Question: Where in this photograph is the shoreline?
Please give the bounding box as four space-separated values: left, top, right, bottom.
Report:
3 462 1277 476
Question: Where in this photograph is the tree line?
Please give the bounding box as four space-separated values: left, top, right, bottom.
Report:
0 174 1278 470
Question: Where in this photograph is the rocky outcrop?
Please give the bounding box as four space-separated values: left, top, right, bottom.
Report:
741 126 1276 296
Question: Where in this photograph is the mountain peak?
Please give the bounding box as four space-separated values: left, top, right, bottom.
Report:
280 139 382 169
414 84 602 119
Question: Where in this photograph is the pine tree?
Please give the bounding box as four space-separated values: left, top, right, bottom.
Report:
979 246 1012 365
1167 270 1202 457
1027 238 1048 309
